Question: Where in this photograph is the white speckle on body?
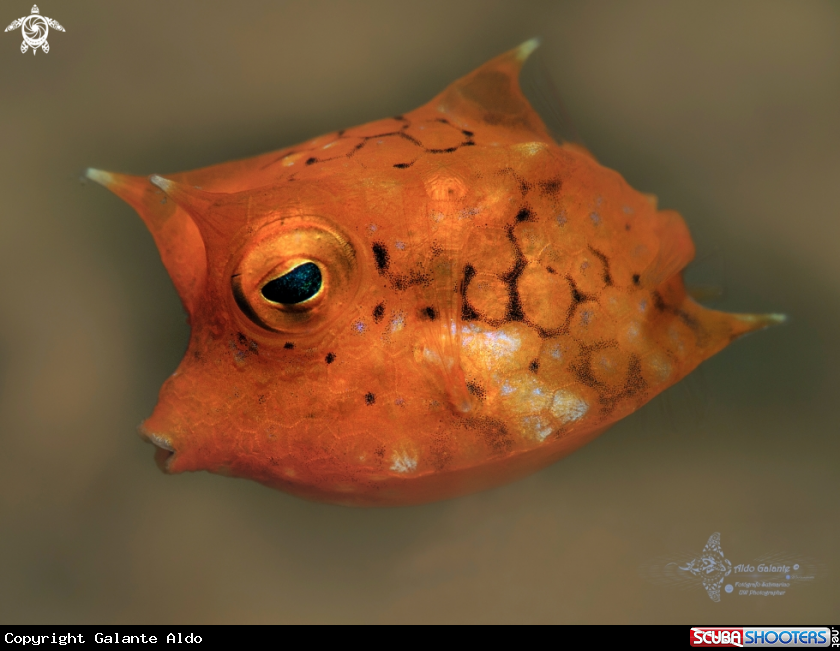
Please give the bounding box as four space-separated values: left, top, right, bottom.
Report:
648 355 672 381
281 153 303 167
460 323 521 359
395 240 406 250
550 390 589 424
391 452 418 473
423 347 441 363
353 320 367 334
388 311 406 333
522 416 554 441
668 325 687 354
513 142 548 156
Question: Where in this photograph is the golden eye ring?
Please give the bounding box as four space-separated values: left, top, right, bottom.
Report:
229 215 361 338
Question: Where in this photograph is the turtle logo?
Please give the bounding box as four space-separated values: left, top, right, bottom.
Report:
4 5 65 55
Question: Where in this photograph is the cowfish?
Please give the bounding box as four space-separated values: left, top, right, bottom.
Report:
87 41 783 506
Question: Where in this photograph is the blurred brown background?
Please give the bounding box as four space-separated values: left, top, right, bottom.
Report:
1 0 838 623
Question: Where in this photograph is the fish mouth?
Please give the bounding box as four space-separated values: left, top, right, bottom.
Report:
138 424 177 472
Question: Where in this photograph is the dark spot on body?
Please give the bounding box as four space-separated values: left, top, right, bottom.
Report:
568 276 584 303
373 302 386 323
652 290 667 311
284 342 295 350
393 162 412 169
462 129 474 137
501 225 526 321
305 157 317 165
632 273 641 286
372 242 390 273
421 306 437 320
498 167 532 196
479 418 513 453
365 392 376 405
546 266 556 274
374 444 385 458
390 269 432 291
529 359 540 373
515 206 533 222
588 246 613 286
538 179 562 197
325 352 336 364
460 264 480 321
466 380 486 400
625 354 646 396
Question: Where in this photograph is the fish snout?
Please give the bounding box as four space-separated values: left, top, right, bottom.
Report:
137 422 177 473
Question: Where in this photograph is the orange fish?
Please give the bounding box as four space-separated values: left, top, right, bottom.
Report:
87 41 783 506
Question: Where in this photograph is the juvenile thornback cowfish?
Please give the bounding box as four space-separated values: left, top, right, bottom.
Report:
87 41 783 506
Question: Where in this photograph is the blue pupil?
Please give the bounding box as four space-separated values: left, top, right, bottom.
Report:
261 262 322 304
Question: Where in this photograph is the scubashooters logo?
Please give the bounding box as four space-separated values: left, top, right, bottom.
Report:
640 532 823 602
689 627 832 647
4 5 65 54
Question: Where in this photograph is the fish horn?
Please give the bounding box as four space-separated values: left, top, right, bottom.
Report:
727 311 787 338
86 168 206 315
149 175 219 230
431 38 552 142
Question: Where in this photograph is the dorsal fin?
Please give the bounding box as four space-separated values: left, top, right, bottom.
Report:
431 39 553 142
640 209 696 288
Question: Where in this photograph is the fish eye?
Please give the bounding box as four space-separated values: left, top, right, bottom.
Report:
261 262 323 305
230 215 361 339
